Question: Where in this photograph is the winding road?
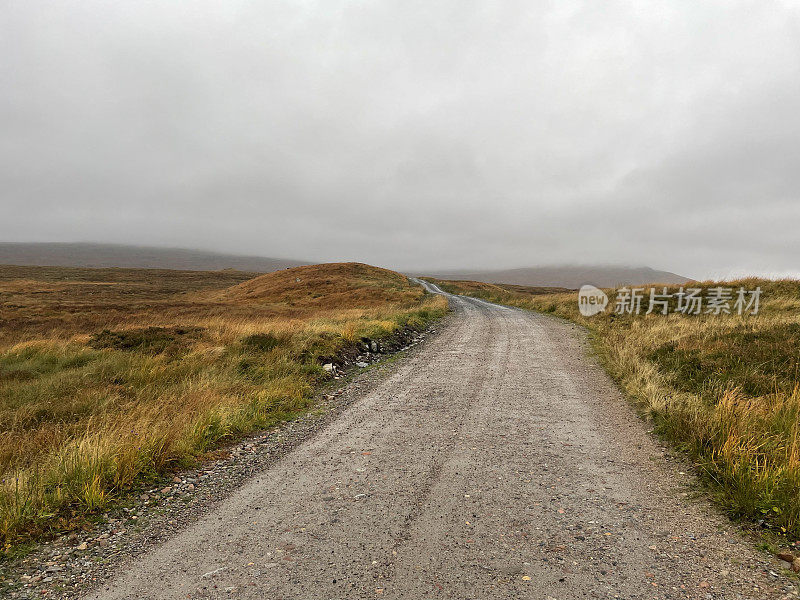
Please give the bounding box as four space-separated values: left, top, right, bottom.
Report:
86 282 783 599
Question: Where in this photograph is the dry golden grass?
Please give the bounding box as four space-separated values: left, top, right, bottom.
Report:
425 278 572 297
431 277 800 537
0 263 446 552
219 262 420 308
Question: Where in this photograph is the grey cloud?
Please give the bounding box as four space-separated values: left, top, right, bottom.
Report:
2 1 799 278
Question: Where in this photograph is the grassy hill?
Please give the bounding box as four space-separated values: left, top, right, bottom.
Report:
0 263 446 552
430 277 800 539
220 262 420 309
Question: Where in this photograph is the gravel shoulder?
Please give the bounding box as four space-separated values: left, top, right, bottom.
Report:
6 288 796 599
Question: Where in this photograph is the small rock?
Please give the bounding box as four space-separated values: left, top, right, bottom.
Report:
792 558 800 573
356 362 369 368
76 542 88 551
160 486 172 495
777 551 795 563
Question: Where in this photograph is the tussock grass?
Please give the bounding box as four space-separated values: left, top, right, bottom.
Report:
431 277 800 537
0 263 447 552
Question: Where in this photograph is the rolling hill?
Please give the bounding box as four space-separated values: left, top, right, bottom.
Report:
219 262 421 309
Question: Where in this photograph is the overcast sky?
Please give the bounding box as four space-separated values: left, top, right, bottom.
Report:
2 1 799 279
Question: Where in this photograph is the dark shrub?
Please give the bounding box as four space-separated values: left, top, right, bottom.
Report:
242 333 285 352
89 327 203 355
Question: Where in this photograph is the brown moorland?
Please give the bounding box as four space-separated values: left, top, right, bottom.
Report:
0 263 446 552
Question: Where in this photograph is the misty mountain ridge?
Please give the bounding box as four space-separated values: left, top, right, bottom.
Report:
423 265 689 288
0 243 689 286
0 243 308 272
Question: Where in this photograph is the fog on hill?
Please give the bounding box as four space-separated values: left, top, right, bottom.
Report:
0 242 691 287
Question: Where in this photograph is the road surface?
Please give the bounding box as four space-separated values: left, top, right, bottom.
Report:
86 283 784 599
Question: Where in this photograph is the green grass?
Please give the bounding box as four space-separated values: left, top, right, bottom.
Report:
647 322 800 401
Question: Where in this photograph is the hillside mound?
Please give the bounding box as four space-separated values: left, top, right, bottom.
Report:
220 262 421 309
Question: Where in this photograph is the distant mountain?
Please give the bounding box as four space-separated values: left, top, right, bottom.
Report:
0 243 308 272
422 265 689 289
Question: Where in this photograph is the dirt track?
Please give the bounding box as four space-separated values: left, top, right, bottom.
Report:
85 283 788 599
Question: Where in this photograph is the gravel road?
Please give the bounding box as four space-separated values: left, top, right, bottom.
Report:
85 283 791 599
